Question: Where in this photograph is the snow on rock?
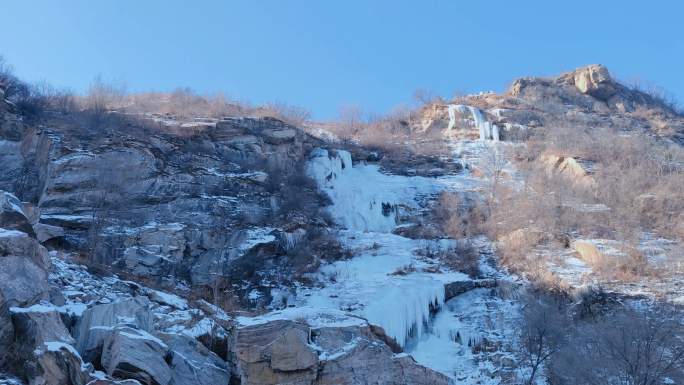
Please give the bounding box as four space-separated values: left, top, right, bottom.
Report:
147 289 188 310
238 227 276 252
236 306 367 329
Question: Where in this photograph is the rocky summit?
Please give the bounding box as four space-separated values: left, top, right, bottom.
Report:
0 60 683 385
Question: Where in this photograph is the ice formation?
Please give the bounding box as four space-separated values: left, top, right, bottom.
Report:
363 277 446 347
306 148 443 232
446 104 499 141
304 149 471 346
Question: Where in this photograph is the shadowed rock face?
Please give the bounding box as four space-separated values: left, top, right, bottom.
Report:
74 297 153 363
0 106 333 302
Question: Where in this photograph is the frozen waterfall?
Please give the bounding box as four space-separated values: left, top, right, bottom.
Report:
304 148 469 347
447 104 500 141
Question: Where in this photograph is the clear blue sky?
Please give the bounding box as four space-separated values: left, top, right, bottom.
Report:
2 1 683 119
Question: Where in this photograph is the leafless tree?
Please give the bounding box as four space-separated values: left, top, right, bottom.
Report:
518 291 569 385
553 306 684 385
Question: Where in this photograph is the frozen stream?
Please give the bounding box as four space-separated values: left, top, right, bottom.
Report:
299 146 521 381
239 136 522 381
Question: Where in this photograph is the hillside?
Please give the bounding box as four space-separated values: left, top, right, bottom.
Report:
0 64 683 385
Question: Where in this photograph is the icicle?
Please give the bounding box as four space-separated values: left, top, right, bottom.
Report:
492 124 500 141
363 278 445 347
447 105 457 130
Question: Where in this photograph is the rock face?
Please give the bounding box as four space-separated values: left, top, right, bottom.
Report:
572 64 617 100
231 320 318 385
163 334 230 385
0 192 34 236
100 327 171 385
230 320 452 385
0 228 50 269
74 297 153 362
10 307 92 385
540 153 596 189
0 111 330 301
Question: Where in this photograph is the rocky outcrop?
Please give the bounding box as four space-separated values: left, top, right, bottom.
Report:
540 153 596 189
230 319 452 385
74 297 153 362
163 334 230 385
100 327 171 385
230 320 318 385
9 307 91 385
571 64 617 100
444 279 497 301
0 192 34 236
572 239 627 268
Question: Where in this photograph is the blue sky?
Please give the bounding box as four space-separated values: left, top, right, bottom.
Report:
2 1 683 119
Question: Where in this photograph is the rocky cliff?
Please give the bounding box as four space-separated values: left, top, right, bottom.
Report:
1 65 682 385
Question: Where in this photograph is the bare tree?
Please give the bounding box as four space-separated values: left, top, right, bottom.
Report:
553 306 684 385
518 291 568 385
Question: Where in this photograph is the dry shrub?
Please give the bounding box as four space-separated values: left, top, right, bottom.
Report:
486 119 684 282
435 192 486 239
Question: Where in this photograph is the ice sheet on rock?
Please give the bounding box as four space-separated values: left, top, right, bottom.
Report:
307 148 471 232
147 289 188 310
236 306 367 329
0 228 28 237
300 231 467 347
239 227 276 252
409 289 521 382
447 105 500 141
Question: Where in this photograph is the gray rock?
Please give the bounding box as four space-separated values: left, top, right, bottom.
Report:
33 223 65 243
230 320 318 385
0 255 48 307
86 380 142 385
0 228 50 269
162 334 230 385
444 279 497 301
101 326 171 385
313 325 452 385
0 256 49 366
27 342 92 385
10 307 91 385
263 128 297 145
573 64 617 100
0 191 34 236
74 297 153 362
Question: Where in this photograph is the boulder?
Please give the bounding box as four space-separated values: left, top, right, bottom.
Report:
263 128 297 145
33 223 65 243
86 380 142 385
0 256 49 361
444 279 497 301
0 191 34 236
0 255 48 308
540 154 596 189
10 306 91 385
231 319 452 385
572 239 626 267
572 64 617 100
313 325 452 385
100 327 171 385
0 228 50 269
74 297 153 362
10 305 75 352
27 342 92 385
162 334 230 385
230 320 318 385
